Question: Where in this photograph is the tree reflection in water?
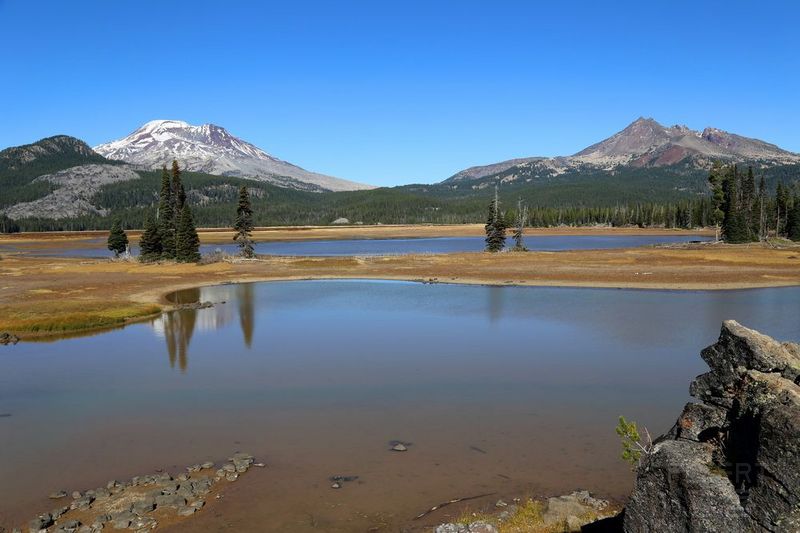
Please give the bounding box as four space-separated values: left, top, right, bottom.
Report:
237 283 255 348
163 287 200 372
153 284 256 371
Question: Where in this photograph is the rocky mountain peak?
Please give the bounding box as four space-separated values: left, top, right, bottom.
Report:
553 116 798 169
572 117 673 164
443 116 800 184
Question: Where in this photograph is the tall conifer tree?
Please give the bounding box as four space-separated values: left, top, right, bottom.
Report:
742 166 756 238
158 165 176 259
484 185 507 252
708 162 726 242
233 186 255 258
776 183 789 237
721 168 749 243
172 160 186 214
758 175 767 241
139 213 162 262
176 205 200 263
787 194 800 242
107 218 129 257
512 198 528 251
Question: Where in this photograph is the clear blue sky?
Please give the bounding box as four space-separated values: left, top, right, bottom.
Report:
1 0 798 186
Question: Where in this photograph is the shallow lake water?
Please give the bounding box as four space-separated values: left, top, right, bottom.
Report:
1 281 797 531
2 234 712 258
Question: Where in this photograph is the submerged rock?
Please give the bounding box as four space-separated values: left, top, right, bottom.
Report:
435 521 497 533
174 301 214 311
625 321 800 532
0 332 20 345
28 513 54 532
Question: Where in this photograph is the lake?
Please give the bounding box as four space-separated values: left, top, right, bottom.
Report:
1 281 797 531
0 234 712 258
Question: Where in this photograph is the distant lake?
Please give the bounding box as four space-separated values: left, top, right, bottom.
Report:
1 280 797 530
3 234 713 258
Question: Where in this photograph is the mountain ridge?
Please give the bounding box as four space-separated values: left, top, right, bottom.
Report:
444 117 800 183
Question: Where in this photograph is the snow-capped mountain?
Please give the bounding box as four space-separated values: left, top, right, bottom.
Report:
445 117 800 182
94 120 373 192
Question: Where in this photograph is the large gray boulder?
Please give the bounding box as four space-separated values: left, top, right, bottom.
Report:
624 321 800 533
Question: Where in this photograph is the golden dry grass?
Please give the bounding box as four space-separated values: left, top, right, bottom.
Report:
4 301 162 333
0 224 714 249
0 239 798 338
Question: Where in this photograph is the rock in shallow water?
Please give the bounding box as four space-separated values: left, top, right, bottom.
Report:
28 513 53 532
435 521 497 533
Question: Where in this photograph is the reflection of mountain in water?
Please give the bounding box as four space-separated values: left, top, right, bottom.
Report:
150 284 256 371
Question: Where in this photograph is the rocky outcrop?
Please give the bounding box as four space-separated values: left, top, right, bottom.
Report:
624 321 800 532
2 164 140 220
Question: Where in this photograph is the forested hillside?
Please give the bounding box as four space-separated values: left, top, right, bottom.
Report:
0 136 114 209
8 163 798 232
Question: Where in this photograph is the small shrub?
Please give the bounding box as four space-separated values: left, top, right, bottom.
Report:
616 416 653 469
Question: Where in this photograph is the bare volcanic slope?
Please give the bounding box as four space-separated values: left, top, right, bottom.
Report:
444 117 800 182
3 164 140 219
94 120 374 192
572 117 800 168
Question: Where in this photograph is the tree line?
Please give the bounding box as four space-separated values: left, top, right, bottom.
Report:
3 162 798 239
708 163 800 243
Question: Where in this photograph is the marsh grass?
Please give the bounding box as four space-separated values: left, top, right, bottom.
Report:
0 301 161 333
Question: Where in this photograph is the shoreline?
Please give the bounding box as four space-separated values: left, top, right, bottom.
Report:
0 224 715 249
1 240 799 340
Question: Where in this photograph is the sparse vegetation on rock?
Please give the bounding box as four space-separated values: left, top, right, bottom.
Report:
624 321 800 532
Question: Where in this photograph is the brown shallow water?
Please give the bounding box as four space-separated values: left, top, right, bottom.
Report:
2 281 799 530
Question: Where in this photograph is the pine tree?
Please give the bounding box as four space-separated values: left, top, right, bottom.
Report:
139 213 162 262
233 186 255 258
158 165 176 259
721 168 750 243
176 205 201 263
512 198 528 251
742 166 756 238
776 183 790 237
107 218 129 257
787 194 800 242
172 160 186 214
758 175 767 241
708 162 726 242
484 185 507 252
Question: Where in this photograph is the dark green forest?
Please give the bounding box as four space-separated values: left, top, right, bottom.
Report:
7 166 797 233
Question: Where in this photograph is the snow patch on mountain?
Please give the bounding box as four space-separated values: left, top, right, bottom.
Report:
94 120 374 192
